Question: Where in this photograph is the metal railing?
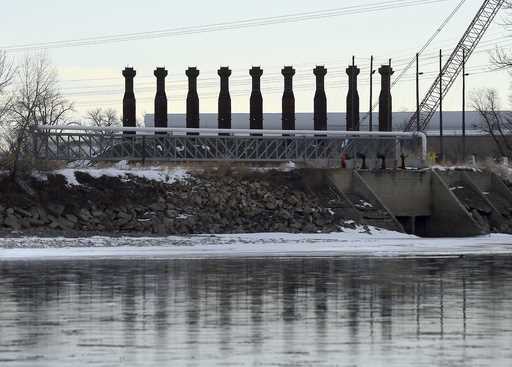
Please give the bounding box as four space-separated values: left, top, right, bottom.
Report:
32 126 427 167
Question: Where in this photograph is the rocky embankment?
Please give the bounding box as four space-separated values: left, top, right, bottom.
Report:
0 169 361 236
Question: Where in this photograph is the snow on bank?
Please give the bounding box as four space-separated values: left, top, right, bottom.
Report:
431 165 480 172
33 160 302 186
249 161 297 172
1 229 512 260
35 161 190 185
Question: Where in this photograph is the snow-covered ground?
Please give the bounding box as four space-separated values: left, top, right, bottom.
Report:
34 161 191 185
1 229 512 260
33 160 301 186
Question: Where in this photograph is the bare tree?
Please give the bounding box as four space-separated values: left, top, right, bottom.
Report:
490 46 512 70
0 51 15 124
490 1 512 69
2 54 73 179
0 52 16 168
36 88 74 126
86 107 119 127
472 88 512 158
10 55 73 126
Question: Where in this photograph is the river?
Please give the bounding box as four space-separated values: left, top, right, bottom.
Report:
0 256 511 366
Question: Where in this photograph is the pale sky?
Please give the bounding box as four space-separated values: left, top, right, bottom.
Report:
0 0 510 120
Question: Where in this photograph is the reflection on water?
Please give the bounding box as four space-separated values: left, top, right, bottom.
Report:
0 256 512 366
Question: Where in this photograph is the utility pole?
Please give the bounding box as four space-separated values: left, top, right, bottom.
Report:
439 49 443 162
462 48 467 162
369 55 375 132
415 53 423 131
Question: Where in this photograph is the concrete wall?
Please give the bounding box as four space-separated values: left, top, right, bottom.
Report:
429 171 484 237
465 171 493 192
491 173 512 203
463 171 512 232
464 171 512 203
327 169 353 193
357 171 432 217
327 168 494 237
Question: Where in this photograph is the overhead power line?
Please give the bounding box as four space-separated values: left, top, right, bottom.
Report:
390 0 467 88
69 62 496 104
72 65 497 108
1 0 447 52
405 0 506 131
58 31 506 108
363 0 467 120
56 30 508 86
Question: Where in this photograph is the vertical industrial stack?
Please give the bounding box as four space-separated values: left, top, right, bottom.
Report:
379 65 394 132
281 66 296 132
346 61 360 131
313 66 328 132
249 66 264 134
154 67 168 133
218 67 232 135
122 67 137 132
186 67 200 135
121 60 397 135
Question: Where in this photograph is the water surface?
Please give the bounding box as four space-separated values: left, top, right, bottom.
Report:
0 256 511 366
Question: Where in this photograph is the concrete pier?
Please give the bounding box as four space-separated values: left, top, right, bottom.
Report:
154 67 168 132
346 64 360 131
327 168 512 237
122 67 137 129
186 67 200 133
378 65 394 132
282 66 296 131
218 67 232 133
250 67 264 133
313 66 327 131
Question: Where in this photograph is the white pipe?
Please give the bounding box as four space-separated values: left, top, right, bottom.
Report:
37 125 420 137
35 125 428 163
418 131 427 166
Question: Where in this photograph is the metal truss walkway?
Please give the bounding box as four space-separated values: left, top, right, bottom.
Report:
32 126 427 167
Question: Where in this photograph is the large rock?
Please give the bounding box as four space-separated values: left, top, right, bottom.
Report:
47 204 65 217
0 169 365 235
4 215 20 230
65 214 78 224
78 208 93 222
48 215 75 230
14 207 31 218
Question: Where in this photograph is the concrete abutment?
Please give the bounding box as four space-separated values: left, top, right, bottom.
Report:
324 168 511 237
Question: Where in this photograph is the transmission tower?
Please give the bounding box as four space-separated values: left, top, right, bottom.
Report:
404 0 505 132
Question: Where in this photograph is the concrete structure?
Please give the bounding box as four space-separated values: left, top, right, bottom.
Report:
249 67 264 133
313 66 327 131
346 64 360 131
186 67 200 133
122 67 136 129
281 66 296 131
328 168 512 237
218 67 232 133
34 119 511 237
378 65 394 132
153 67 168 132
